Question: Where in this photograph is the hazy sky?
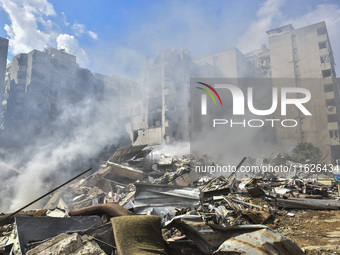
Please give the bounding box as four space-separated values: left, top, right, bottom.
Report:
0 0 340 78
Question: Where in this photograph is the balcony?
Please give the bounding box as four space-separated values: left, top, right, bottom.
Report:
328 122 338 130
324 91 335 100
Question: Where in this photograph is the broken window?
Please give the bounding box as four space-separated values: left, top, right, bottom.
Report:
329 131 334 139
326 98 335 107
322 69 332 78
327 114 337 123
49 88 58 98
50 103 57 112
17 71 25 79
324 83 333 93
37 102 44 109
320 55 330 64
319 41 327 49
213 55 219 65
148 97 162 112
34 126 42 134
317 27 327 35
133 130 138 142
330 130 339 140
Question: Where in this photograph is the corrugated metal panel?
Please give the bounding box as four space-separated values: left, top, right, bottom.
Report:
109 144 148 163
133 183 201 216
165 215 303 255
214 227 303 255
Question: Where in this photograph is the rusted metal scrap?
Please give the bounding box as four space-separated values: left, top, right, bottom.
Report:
68 203 133 218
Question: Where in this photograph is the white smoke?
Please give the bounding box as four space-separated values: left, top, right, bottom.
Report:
0 86 127 212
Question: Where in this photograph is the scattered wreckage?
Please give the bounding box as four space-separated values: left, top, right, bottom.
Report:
0 146 339 254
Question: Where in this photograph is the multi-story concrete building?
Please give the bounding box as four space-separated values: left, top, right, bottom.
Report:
195 47 262 78
267 21 340 159
0 37 9 129
129 21 340 161
125 49 195 145
245 45 271 77
124 48 227 145
2 47 104 146
126 47 271 146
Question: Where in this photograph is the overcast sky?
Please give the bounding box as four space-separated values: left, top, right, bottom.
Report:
0 0 340 78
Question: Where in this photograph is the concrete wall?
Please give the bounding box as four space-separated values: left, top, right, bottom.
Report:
2 48 106 146
0 37 8 127
268 22 339 157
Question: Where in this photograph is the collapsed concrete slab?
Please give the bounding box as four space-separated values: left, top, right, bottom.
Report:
26 233 106 255
15 216 102 254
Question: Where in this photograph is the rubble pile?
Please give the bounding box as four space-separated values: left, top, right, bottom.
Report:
0 145 340 254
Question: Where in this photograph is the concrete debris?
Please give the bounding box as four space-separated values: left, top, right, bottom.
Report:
108 144 149 164
15 216 102 254
26 233 105 255
1 144 340 254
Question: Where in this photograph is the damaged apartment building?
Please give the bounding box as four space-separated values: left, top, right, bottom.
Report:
0 21 339 160
123 49 221 145
124 21 340 161
124 47 263 145
0 47 116 147
267 22 340 160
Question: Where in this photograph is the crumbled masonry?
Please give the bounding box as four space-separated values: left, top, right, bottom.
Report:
1 146 340 254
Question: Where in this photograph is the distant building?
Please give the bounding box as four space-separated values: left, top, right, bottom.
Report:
267 22 340 159
2 48 104 146
128 21 340 161
245 45 271 77
127 46 274 145
125 49 223 145
195 47 262 78
0 37 8 128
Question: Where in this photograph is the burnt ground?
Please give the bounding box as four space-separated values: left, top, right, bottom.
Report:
268 210 340 254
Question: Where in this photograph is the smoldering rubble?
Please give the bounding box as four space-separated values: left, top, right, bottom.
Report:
0 144 340 255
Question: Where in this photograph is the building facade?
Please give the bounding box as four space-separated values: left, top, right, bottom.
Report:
0 37 8 129
267 22 340 159
125 49 195 145
1 48 105 146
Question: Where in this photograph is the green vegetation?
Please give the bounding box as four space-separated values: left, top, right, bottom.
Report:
287 142 322 164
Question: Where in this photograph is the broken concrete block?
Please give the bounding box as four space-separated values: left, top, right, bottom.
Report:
245 210 272 224
26 233 81 255
70 236 106 255
26 233 105 255
172 171 200 187
15 215 102 254
107 162 145 180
